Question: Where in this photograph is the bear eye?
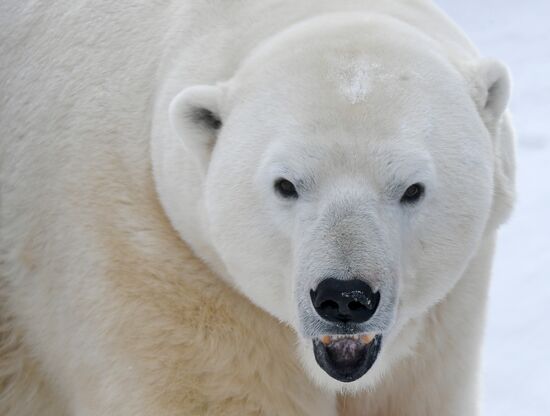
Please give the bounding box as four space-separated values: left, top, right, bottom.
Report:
400 183 425 204
274 178 298 199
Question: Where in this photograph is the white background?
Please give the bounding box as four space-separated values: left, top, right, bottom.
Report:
437 1 550 414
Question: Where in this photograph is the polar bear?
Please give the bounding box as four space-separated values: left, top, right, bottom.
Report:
0 0 515 415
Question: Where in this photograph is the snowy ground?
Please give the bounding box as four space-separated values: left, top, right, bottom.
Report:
437 1 550 414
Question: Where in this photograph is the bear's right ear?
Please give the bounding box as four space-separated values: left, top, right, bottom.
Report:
169 84 224 170
468 59 511 132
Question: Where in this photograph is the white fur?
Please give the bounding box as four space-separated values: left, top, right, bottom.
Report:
0 1 515 415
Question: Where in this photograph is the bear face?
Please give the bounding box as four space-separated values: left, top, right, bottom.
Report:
161 14 512 391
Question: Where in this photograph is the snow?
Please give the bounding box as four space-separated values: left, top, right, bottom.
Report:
436 1 550 414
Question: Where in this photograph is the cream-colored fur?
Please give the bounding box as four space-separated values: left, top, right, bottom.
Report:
0 0 514 415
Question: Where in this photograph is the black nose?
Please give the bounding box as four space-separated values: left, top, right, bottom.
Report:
310 278 380 324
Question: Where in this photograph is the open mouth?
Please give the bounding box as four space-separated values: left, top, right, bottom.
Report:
312 334 382 382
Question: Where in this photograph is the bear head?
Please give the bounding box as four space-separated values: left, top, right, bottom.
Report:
158 13 515 391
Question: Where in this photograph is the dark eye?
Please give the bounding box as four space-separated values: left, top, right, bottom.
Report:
274 178 298 199
400 183 425 204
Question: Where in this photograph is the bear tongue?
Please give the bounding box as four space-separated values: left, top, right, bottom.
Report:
325 337 366 366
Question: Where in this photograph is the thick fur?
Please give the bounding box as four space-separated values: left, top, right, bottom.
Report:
0 1 514 415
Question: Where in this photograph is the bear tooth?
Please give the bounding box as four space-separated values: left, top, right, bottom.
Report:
319 334 373 344
361 334 374 344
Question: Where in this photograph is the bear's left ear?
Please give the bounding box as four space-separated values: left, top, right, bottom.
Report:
468 59 516 228
169 84 225 171
469 59 511 130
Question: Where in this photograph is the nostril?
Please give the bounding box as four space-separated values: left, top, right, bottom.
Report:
347 301 365 311
319 300 339 310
